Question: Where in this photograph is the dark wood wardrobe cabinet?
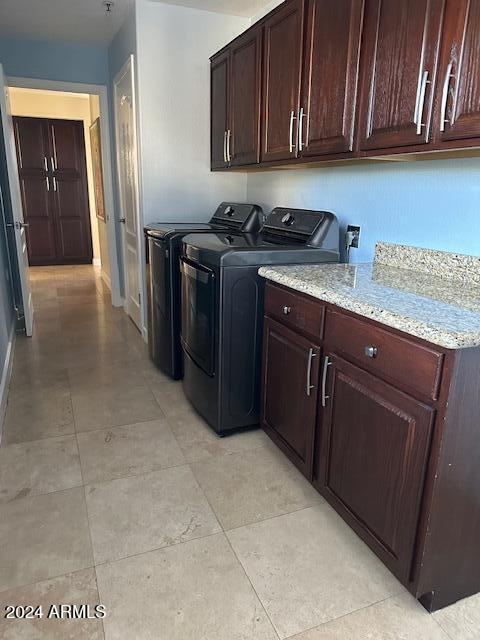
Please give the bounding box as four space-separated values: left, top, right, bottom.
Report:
210 24 262 169
262 280 480 612
13 116 93 266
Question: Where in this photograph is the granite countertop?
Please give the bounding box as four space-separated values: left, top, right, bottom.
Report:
258 243 480 349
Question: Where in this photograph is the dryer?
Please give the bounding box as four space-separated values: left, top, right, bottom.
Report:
180 208 340 434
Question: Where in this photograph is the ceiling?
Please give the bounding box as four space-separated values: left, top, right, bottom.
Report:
0 0 276 47
150 0 277 17
0 0 135 47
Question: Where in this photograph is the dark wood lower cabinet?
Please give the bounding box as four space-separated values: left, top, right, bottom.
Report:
13 116 92 266
261 281 480 612
315 354 434 583
262 317 320 478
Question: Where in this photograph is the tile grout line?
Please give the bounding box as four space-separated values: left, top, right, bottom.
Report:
185 456 282 640
69 363 107 640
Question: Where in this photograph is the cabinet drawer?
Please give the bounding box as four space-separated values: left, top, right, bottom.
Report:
265 283 324 339
325 310 444 401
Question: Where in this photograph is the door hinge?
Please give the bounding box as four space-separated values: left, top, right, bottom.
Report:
138 292 141 305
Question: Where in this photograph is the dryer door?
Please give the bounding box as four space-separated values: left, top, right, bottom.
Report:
180 258 216 376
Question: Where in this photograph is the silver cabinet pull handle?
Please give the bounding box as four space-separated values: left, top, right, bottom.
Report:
223 131 227 163
282 305 291 315
364 346 378 358
289 110 296 153
44 156 48 171
415 70 430 135
440 61 454 132
227 129 232 162
321 355 331 407
50 156 56 172
306 348 316 397
45 177 50 191
298 107 306 152
52 176 57 192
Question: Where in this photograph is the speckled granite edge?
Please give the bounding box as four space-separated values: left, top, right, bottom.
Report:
375 242 480 286
258 265 480 349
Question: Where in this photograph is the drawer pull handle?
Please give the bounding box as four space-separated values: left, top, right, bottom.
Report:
364 346 378 358
306 348 317 397
321 355 331 407
282 306 291 315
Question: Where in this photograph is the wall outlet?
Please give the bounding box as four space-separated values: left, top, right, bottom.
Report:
346 225 361 249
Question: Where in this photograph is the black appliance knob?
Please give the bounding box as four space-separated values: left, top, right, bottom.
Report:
281 212 295 226
224 206 235 217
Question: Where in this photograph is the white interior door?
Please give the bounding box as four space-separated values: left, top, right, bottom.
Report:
0 64 33 336
114 56 142 330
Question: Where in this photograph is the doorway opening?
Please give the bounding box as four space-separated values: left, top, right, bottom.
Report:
9 87 113 295
4 76 125 339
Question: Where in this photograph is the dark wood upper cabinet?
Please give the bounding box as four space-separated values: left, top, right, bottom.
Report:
316 354 434 583
357 0 445 151
230 27 262 166
262 0 304 162
210 50 230 169
435 0 480 145
262 317 320 478
299 0 364 157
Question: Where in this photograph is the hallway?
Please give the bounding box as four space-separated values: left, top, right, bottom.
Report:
0 267 476 639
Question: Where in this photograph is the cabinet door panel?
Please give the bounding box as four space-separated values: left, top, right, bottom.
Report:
53 176 92 263
19 175 56 265
211 51 230 169
436 0 480 143
301 0 364 156
358 0 444 151
13 117 49 171
317 355 434 582
262 317 319 478
262 0 304 162
230 28 262 166
49 120 83 172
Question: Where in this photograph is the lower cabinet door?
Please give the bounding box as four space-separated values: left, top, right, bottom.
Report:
315 354 434 582
262 317 320 478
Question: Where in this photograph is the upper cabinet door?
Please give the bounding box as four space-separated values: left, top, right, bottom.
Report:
435 0 480 144
230 27 262 167
358 0 445 151
262 0 304 162
300 0 364 157
211 50 230 169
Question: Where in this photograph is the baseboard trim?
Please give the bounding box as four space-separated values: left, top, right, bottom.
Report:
0 325 15 446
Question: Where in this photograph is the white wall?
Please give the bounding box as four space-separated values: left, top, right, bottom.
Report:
135 0 249 224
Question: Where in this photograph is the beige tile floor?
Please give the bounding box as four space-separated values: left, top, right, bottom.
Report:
0 265 478 639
